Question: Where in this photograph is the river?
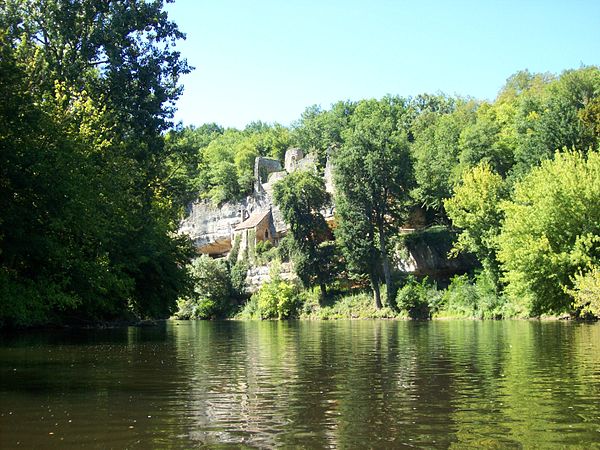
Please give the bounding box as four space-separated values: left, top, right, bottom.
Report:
1 320 600 448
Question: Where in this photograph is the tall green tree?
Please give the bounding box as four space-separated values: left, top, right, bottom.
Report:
292 101 356 166
444 163 508 288
273 171 336 300
334 97 414 308
498 151 600 316
164 123 224 210
0 0 193 326
411 101 477 217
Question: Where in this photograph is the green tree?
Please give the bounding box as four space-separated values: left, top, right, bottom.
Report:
273 170 336 300
164 123 224 210
568 266 600 318
246 122 291 161
334 97 414 308
411 101 477 217
444 163 508 287
0 0 193 326
177 256 233 319
510 67 600 177
458 103 515 176
292 101 356 166
498 151 600 315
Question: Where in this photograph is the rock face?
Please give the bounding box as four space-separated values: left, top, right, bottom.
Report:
254 157 282 193
179 193 275 256
245 262 295 293
179 148 327 256
396 227 479 279
284 148 304 173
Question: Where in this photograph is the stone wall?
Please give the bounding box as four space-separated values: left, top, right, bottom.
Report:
245 262 296 293
254 157 282 192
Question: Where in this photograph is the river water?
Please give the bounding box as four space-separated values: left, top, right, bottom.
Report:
1 320 600 448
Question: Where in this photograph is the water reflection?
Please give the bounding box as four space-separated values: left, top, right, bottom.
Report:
1 321 600 448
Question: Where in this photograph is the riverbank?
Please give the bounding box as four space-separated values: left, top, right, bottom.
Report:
231 286 585 322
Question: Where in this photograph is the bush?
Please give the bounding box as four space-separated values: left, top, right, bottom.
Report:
441 270 505 318
255 239 273 255
230 259 249 298
237 278 300 320
176 256 232 319
310 292 398 319
396 276 440 319
569 266 600 319
228 235 241 264
277 234 295 262
255 280 300 319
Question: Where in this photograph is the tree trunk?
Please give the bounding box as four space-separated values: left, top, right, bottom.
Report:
319 283 327 303
371 274 382 309
378 219 395 309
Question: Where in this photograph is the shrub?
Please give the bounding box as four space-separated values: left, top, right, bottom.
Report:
277 234 295 262
228 235 241 264
569 266 600 319
316 292 398 319
441 270 505 318
396 276 440 319
176 256 232 319
230 259 249 298
255 239 273 255
253 279 300 319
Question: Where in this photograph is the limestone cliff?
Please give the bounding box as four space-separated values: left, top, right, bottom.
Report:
178 148 326 256
396 227 479 279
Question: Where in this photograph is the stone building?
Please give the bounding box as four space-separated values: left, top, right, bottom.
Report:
284 148 304 172
232 209 277 259
179 147 332 258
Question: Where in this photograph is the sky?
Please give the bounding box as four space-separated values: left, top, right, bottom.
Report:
165 0 600 129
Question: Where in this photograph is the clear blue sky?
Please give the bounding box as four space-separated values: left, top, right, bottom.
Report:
165 0 600 129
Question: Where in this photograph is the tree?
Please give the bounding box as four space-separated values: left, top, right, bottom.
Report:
458 104 515 176
292 101 356 166
273 170 336 300
568 267 600 318
510 67 600 177
411 101 477 217
498 151 600 316
248 122 291 161
444 163 507 288
164 123 224 210
176 256 233 319
334 97 414 309
568 266 600 318
0 1 193 326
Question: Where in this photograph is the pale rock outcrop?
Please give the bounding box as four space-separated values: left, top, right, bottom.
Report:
179 148 325 256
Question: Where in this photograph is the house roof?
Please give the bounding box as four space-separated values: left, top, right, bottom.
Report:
234 209 271 231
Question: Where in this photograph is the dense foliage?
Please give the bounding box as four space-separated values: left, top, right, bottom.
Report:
162 65 600 320
334 97 414 308
273 170 337 300
498 151 600 315
176 256 234 320
2 0 598 325
0 0 193 327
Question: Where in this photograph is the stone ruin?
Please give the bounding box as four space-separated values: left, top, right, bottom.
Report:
179 148 334 258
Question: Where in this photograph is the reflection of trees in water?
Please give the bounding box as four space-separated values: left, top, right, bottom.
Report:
174 320 600 448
